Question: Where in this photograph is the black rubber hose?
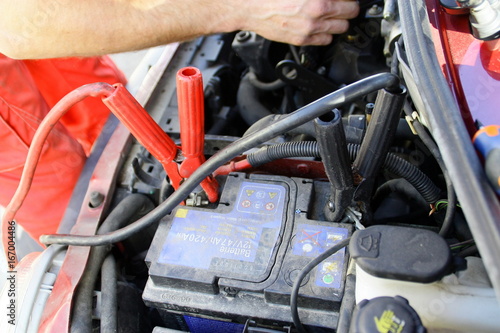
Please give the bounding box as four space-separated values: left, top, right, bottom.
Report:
247 71 286 91
247 141 441 204
399 0 500 293
291 238 351 333
237 72 273 125
100 254 117 333
40 73 399 247
70 194 154 333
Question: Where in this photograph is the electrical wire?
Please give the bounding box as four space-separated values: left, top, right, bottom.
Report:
345 207 364 230
40 73 400 246
437 188 457 237
1 82 116 267
373 178 429 210
290 237 351 333
401 101 457 236
436 200 461 211
457 245 478 257
399 2 500 302
241 141 440 204
213 159 252 177
395 39 457 235
390 37 404 76
449 239 475 250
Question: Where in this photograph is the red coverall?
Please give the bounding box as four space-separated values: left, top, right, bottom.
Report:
0 55 126 243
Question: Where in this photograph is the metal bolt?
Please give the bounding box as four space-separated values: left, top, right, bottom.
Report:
346 35 358 43
223 287 238 296
89 191 104 208
365 103 375 115
328 201 336 212
236 31 252 43
368 5 383 16
383 12 395 21
316 66 327 76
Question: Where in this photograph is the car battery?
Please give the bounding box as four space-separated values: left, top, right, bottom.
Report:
144 173 352 332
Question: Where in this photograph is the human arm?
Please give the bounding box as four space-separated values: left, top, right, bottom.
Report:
0 0 359 59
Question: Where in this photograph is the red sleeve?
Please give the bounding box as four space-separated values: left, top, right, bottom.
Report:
0 55 87 243
23 56 127 155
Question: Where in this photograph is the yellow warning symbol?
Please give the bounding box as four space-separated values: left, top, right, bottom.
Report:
322 262 339 273
175 208 189 218
374 310 405 333
246 190 255 196
269 192 277 199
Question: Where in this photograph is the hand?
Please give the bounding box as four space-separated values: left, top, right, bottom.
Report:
237 0 359 46
0 0 359 59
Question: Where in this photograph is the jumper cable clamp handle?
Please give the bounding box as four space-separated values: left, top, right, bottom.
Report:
103 71 219 202
177 67 219 202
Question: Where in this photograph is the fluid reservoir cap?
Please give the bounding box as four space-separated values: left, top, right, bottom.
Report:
350 296 426 333
350 225 451 283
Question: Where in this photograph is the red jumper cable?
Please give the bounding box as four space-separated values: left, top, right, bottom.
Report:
2 68 218 266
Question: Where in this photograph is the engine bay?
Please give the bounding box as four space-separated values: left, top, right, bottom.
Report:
108 3 499 329
2 0 500 332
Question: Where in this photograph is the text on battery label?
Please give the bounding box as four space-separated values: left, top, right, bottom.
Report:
158 182 286 272
175 232 252 249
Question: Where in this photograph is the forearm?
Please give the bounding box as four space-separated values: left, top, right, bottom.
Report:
0 0 238 59
0 0 359 59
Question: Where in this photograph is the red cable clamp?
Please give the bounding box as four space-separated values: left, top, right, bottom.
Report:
177 67 219 202
102 68 218 203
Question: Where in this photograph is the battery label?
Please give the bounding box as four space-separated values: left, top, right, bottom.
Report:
184 316 244 333
292 224 348 289
158 182 287 276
